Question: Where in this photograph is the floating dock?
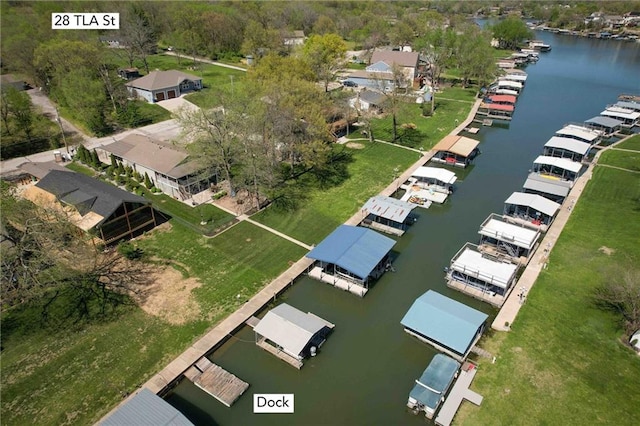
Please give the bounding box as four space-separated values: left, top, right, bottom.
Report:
435 362 483 426
183 357 249 407
308 266 368 297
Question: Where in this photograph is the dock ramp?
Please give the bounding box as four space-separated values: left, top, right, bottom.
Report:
183 357 249 407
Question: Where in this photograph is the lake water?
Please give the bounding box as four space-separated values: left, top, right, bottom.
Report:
166 31 640 426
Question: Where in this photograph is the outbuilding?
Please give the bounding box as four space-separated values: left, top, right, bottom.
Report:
126 70 202 103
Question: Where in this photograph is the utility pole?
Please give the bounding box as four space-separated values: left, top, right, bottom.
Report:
55 106 69 153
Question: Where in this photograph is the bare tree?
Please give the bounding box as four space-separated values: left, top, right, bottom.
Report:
594 268 640 339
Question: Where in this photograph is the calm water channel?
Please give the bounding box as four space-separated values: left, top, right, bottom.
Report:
166 31 640 425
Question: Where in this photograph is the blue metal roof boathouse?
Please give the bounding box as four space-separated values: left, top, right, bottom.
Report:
401 291 488 361
306 225 396 297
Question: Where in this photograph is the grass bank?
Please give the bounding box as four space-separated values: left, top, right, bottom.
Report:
457 140 640 425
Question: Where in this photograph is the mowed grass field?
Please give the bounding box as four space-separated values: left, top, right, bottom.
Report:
457 136 640 425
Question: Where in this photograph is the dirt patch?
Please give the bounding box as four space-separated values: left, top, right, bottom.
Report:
598 246 615 255
130 264 202 325
346 142 365 149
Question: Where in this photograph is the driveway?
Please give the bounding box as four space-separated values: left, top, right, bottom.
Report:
156 96 200 114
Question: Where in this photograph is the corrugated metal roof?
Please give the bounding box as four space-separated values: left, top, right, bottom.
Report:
361 195 416 223
600 107 640 120
488 94 517 104
253 303 329 357
100 388 193 426
479 216 540 250
555 124 602 143
306 225 396 280
504 192 560 217
544 137 591 155
401 291 488 356
359 90 387 105
585 116 623 129
126 70 201 91
480 102 514 112
497 80 522 89
412 167 457 184
615 101 640 112
432 135 480 158
451 245 519 288
534 155 583 174
523 173 571 198
409 354 460 409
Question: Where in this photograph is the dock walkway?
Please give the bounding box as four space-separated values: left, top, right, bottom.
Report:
183 358 249 407
256 337 304 369
435 365 483 426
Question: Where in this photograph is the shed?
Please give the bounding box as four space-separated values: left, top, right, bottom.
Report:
543 137 591 161
504 192 560 227
522 173 571 202
431 135 480 168
555 124 602 144
307 225 396 287
360 195 417 235
254 303 334 363
100 388 193 426
401 290 488 361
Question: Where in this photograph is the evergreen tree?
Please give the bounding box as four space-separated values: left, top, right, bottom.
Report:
144 173 153 189
110 153 117 168
117 162 125 176
77 145 88 163
90 149 100 168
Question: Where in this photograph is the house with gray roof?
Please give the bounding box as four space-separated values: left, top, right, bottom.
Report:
126 70 202 103
23 170 157 244
98 134 215 200
349 90 387 113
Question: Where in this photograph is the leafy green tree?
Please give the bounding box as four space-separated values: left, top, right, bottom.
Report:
301 33 347 92
241 20 283 60
312 15 338 35
490 17 533 50
454 24 497 88
90 149 100 169
144 173 153 189
3 87 35 141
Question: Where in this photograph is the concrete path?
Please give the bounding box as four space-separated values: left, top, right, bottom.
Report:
243 217 313 250
163 51 247 72
492 134 637 331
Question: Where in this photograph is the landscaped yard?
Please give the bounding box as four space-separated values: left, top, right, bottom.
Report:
0 220 307 425
252 141 418 245
457 143 640 425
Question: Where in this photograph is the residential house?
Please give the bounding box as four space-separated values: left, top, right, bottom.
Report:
343 50 420 90
23 170 157 244
126 70 202 103
98 134 215 200
349 90 387 113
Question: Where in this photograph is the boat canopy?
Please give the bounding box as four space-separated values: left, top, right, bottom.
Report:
555 124 602 143
412 167 457 185
523 173 571 198
544 137 591 156
432 135 480 158
600 107 640 121
614 101 640 112
481 103 514 112
361 195 416 223
488 94 517 104
497 80 523 90
504 192 560 217
534 155 583 174
451 245 518 288
585 116 623 129
479 215 540 250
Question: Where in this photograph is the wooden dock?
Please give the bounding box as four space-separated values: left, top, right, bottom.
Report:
435 363 483 426
183 357 249 407
256 337 304 369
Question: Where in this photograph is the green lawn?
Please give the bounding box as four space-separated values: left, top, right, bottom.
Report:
457 150 640 425
252 141 418 245
616 134 640 151
65 161 97 176
134 100 172 126
0 221 307 425
598 149 640 172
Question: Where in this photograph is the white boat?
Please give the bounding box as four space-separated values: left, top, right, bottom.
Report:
529 40 551 52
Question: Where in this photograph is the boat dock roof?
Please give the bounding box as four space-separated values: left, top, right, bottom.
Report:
450 243 519 289
100 388 194 426
183 358 249 407
480 102 514 112
502 73 527 82
504 192 560 217
614 100 640 112
488 94 517 104
412 167 457 185
544 136 591 156
523 173 571 198
600 106 640 121
555 124 602 143
306 225 396 281
409 354 461 411
497 80 523 89
431 135 480 158
479 214 541 250
361 195 416 223
533 155 583 174
585 115 623 129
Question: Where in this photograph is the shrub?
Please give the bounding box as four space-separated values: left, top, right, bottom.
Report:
212 190 227 200
117 241 144 260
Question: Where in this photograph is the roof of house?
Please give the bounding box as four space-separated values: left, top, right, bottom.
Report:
534 155 583 174
504 191 560 217
523 173 571 198
584 116 623 129
100 388 193 426
451 244 519 288
253 303 330 356
306 225 396 280
432 135 480 158
361 195 416 223
358 90 387 105
347 70 395 81
544 136 591 156
479 214 540 250
555 124 602 143
411 167 457 185
101 134 200 178
370 50 419 68
401 290 488 356
409 354 460 409
18 161 72 180
36 170 147 226
126 70 201 91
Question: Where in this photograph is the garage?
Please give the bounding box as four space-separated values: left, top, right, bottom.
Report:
155 92 165 101
167 90 177 99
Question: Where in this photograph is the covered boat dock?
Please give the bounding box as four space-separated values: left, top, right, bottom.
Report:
555 124 602 144
600 106 640 128
504 191 561 229
430 135 481 168
408 167 457 194
614 100 640 112
447 243 519 307
486 94 517 106
306 225 396 297
522 172 571 203
400 290 488 361
253 303 334 369
478 213 541 262
407 354 461 419
584 116 623 136
100 388 194 425
532 155 583 182
477 102 514 120
360 195 417 236
543 137 591 162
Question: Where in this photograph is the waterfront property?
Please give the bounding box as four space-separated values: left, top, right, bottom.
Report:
532 155 583 182
253 303 334 369
182 358 249 407
555 123 603 145
496 79 523 94
306 225 396 297
407 354 461 419
584 116 623 137
22 170 157 244
359 195 417 236
504 191 561 229
522 172 571 203
600 106 640 128
98 134 215 201
486 94 517 106
446 243 519 307
478 213 541 262
125 69 203 103
400 290 488 361
543 136 592 162
407 167 457 194
430 134 481 168
501 72 528 84
477 102 514 120
614 100 640 112
100 388 193 426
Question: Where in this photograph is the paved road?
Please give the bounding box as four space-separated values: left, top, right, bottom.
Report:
163 51 247 72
